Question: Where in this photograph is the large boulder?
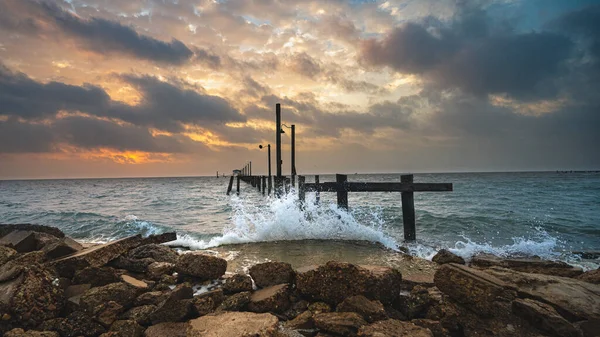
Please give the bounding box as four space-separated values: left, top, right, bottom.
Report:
296 262 402 305
485 267 600 322
0 265 63 328
43 237 83 259
121 305 157 326
247 283 291 313
0 230 39 253
128 244 178 263
149 284 193 324
337 295 387 323
73 266 125 287
144 322 188 337
432 249 465 265
191 289 224 316
79 282 139 313
512 298 579 337
51 235 143 278
313 312 367 336
434 263 516 317
175 253 226 280
577 269 600 284
250 262 295 287
187 311 279 337
216 291 252 312
0 224 64 239
471 254 583 278
222 274 253 294
357 319 433 337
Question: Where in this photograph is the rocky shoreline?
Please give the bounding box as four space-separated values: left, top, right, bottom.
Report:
1 224 599 337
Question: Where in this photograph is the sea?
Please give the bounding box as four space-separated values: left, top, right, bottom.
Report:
1 172 599 272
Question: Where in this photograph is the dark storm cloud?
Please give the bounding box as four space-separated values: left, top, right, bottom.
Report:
555 4 600 61
360 9 573 100
0 118 56 153
0 66 245 132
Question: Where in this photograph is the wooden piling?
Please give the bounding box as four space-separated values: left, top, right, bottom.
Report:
336 174 348 209
236 175 241 195
285 177 291 194
262 176 266 195
401 174 416 241
315 175 320 204
268 176 272 196
298 175 306 202
226 175 234 195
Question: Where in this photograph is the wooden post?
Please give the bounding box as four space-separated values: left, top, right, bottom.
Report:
276 103 282 178
291 124 296 187
268 176 272 196
262 176 266 195
257 176 261 191
236 175 241 195
226 175 234 195
298 175 306 202
251 175 255 187
249 161 252 177
315 175 320 205
285 177 291 194
336 174 348 209
401 174 416 241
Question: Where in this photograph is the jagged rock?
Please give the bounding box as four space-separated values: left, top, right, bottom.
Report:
187 311 279 337
358 319 433 337
144 322 188 337
337 295 387 323
286 310 315 330
79 282 139 313
0 224 64 239
574 320 600 337
486 267 600 321
283 299 309 320
43 237 83 259
107 320 144 337
175 253 226 280
400 273 435 291
51 235 143 278
0 265 63 328
146 262 175 280
434 263 516 317
121 305 157 325
128 244 178 263
471 254 583 278
13 250 46 265
0 259 23 282
0 245 17 265
65 284 91 299
248 283 291 313
577 269 600 284
308 302 332 314
134 291 169 307
512 298 579 337
58 311 106 337
222 273 253 294
406 286 443 319
313 312 367 336
110 256 155 273
149 284 193 324
4 329 59 337
411 319 448 337
120 274 149 290
94 301 124 327
216 291 252 311
73 266 125 287
138 232 177 246
296 262 402 305
432 250 465 265
0 230 38 252
191 289 224 316
250 261 295 287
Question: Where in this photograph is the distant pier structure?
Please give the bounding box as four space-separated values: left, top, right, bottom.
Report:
225 103 453 241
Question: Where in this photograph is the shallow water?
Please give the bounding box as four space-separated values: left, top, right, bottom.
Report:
1 172 599 270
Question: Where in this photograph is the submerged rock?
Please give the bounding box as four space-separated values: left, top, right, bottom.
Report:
432 249 465 265
187 311 279 337
249 261 295 287
175 253 226 280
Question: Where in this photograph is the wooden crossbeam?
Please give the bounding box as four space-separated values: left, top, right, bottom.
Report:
303 182 452 193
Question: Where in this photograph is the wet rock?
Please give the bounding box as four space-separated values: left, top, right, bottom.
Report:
308 302 332 314
248 283 291 313
128 244 178 263
79 282 139 313
43 237 83 260
357 319 433 337
313 312 367 336
411 319 448 337
471 254 584 278
222 273 253 294
432 250 465 265
216 291 252 311
283 299 309 320
434 263 516 317
512 298 579 337
486 267 600 322
0 224 65 239
110 256 155 273
175 252 226 280
51 235 143 278
138 232 177 246
187 311 279 337
4 329 59 337
296 262 402 305
146 262 174 280
0 265 63 328
406 286 443 319
120 274 149 290
250 261 295 287
94 301 124 327
121 305 157 326
337 295 387 323
149 284 193 324
285 310 315 330
191 288 224 316
73 266 125 287
144 322 188 337
577 269 600 284
134 291 169 307
58 311 106 337
107 320 144 337
0 230 38 252
0 245 17 265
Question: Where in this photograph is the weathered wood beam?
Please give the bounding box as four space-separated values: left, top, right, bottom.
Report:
303 182 452 193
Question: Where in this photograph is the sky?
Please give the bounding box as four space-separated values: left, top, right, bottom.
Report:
0 0 599 179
